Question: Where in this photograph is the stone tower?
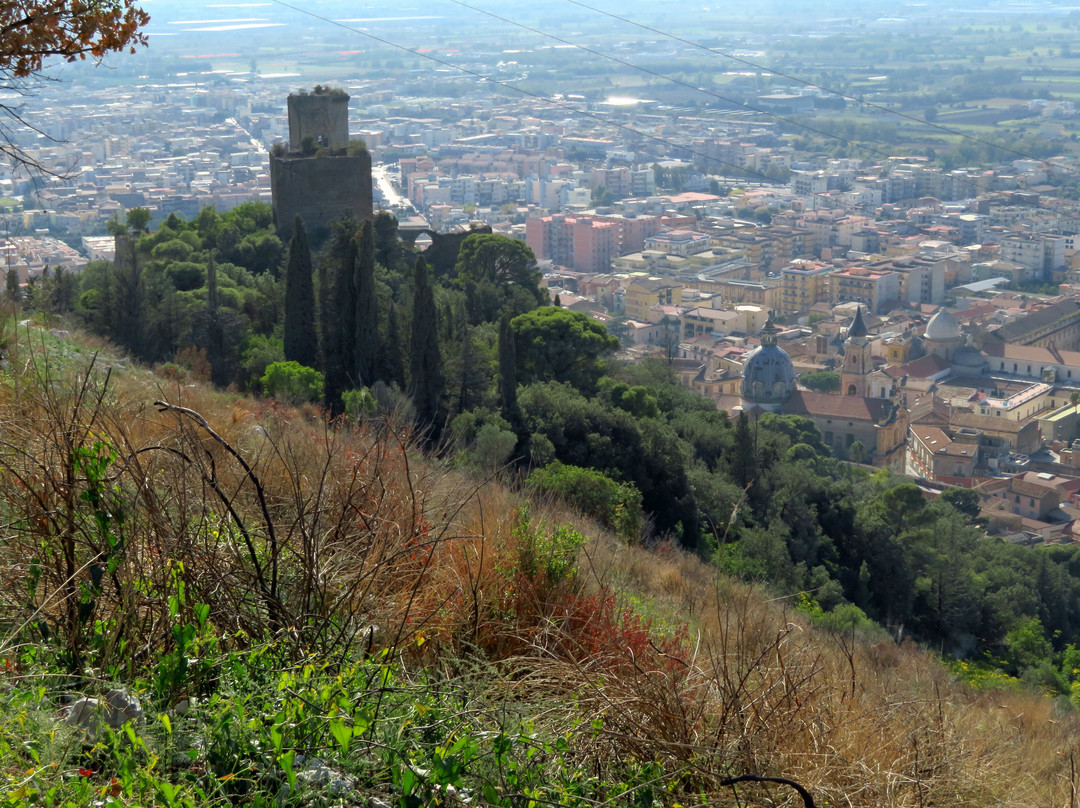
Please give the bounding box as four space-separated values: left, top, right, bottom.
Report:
288 89 349 151
840 305 872 397
270 87 372 242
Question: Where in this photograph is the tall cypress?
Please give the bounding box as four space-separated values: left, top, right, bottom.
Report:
409 257 444 438
355 220 378 386
381 304 406 389
323 222 358 409
112 232 146 357
5 266 18 306
497 310 521 430
334 228 358 386
283 215 317 368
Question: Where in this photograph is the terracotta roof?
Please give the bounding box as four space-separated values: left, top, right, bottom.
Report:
909 396 951 425
984 343 1080 365
950 411 1035 434
891 352 952 379
985 296 1080 343
786 390 894 422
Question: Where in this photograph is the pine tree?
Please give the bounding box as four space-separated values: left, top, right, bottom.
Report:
283 215 317 368
497 310 522 430
355 220 378 386
409 257 444 438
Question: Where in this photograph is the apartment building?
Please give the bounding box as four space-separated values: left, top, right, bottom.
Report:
998 232 1066 276
864 255 945 305
828 267 900 314
644 229 711 256
624 278 683 322
780 261 834 315
526 213 618 273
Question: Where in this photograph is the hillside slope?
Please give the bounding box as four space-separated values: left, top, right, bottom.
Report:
0 323 1074 808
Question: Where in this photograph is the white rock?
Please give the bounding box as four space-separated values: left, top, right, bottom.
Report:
64 697 103 736
63 690 144 740
104 689 143 729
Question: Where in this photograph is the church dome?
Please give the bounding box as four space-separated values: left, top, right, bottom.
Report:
925 307 960 341
741 322 796 410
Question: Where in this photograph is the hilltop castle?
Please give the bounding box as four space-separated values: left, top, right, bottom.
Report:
269 87 372 241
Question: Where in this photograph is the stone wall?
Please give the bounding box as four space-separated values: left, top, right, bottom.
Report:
287 92 350 151
270 152 373 241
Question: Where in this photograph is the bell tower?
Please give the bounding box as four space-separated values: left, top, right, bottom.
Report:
840 305 872 397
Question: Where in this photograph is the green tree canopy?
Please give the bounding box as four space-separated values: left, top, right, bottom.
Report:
512 307 619 394
801 370 840 393
454 233 545 324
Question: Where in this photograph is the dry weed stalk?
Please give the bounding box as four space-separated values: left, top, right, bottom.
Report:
0 347 482 678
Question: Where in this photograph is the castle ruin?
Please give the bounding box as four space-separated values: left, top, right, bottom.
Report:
270 87 372 242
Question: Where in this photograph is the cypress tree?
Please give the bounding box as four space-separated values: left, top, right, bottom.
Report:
112 232 146 357
372 210 401 270
317 246 331 371
334 227 358 387
381 303 406 389
355 220 378 386
409 257 444 438
5 266 18 305
497 310 521 430
283 215 317 368
732 411 757 490
458 322 475 416
323 221 358 409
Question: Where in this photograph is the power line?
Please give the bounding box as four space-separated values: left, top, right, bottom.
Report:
442 0 897 162
560 0 1078 174
263 0 798 188
261 0 988 220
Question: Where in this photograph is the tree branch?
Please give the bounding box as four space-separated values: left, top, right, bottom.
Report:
720 775 817 808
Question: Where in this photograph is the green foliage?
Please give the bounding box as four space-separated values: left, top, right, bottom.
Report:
354 220 379 386
528 461 644 540
240 334 284 392
941 486 981 518
260 360 324 405
409 257 444 436
800 370 840 393
342 387 376 420
513 507 586 585
283 216 317 368
454 233 544 325
512 307 619 394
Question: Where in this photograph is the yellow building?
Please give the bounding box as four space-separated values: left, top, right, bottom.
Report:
780 261 833 315
624 278 683 322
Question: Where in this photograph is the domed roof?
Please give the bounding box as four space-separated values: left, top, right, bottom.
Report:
925 307 960 341
741 322 796 406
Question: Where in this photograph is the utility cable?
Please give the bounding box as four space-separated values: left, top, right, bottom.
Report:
443 0 897 162
264 0 802 188
561 0 1076 173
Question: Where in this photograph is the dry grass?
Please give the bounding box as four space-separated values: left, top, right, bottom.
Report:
582 533 1080 807
0 330 1077 806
